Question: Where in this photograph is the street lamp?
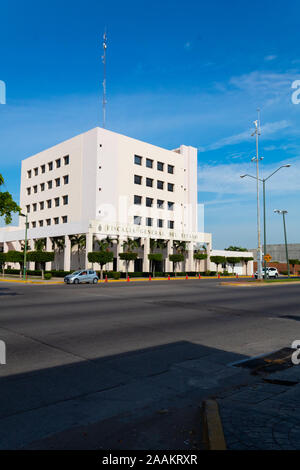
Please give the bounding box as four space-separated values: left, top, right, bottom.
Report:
240 164 291 278
20 212 28 280
274 209 290 278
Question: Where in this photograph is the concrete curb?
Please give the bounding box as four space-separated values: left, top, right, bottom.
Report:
221 280 300 287
202 399 227 450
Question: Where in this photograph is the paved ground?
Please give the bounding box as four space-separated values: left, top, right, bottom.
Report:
0 279 299 449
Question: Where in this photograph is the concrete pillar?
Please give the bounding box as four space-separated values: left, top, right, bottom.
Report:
165 240 172 273
187 242 194 272
3 242 8 253
143 237 150 273
85 233 93 269
28 239 35 271
206 243 211 271
64 236 71 272
45 237 52 271
117 237 126 272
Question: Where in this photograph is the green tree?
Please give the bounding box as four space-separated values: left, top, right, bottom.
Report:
289 259 300 275
119 238 139 277
225 246 248 252
0 174 21 224
119 252 138 278
149 239 167 274
148 253 163 277
34 238 46 251
70 234 86 268
27 251 54 279
226 257 241 275
210 255 226 273
173 241 187 272
88 251 114 280
194 250 208 272
5 250 24 278
169 253 184 276
240 256 254 275
0 252 6 276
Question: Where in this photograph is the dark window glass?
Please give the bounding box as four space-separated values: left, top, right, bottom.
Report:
157 180 164 190
157 199 164 209
134 195 142 205
168 201 174 210
146 218 152 227
168 165 174 174
146 178 153 187
157 161 164 171
134 155 142 165
64 155 69 165
134 175 142 185
146 158 153 168
168 183 174 192
157 219 163 228
146 197 153 207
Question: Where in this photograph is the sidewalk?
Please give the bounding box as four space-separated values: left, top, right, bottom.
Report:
217 364 300 449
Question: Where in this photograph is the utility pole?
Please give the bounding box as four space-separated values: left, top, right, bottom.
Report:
252 110 263 280
102 31 107 128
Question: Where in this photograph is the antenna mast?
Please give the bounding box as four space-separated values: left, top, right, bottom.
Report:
102 31 107 128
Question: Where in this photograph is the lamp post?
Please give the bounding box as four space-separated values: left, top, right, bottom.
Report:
20 212 28 280
274 210 290 278
240 164 291 278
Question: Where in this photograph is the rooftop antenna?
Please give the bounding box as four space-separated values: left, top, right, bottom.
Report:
102 30 107 128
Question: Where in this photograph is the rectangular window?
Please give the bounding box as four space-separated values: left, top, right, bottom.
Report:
62 216 68 224
55 197 60 207
32 221 36 228
146 177 153 187
157 219 163 228
27 170 32 179
46 219 51 226
134 195 142 205
157 180 164 190
168 164 174 174
56 159 61 168
40 183 45 191
134 155 142 165
26 205 30 213
33 203 37 212
54 217 59 225
47 199 52 209
168 220 174 229
63 155 69 165
63 175 69 184
55 178 60 187
134 175 142 185
40 201 44 210
157 161 164 171
48 162 53 171
33 185 38 193
27 187 31 195
146 197 153 207
39 220 43 227
134 216 142 225
146 158 153 168
157 199 164 209
168 201 174 211
47 180 52 189
34 167 38 176
41 165 46 174
146 217 153 227
63 195 68 205
168 183 174 192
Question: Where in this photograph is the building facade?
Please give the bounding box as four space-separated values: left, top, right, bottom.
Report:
0 127 253 274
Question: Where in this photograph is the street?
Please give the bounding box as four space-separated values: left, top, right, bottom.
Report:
0 279 299 449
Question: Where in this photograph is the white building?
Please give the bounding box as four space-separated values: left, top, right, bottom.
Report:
0 127 253 274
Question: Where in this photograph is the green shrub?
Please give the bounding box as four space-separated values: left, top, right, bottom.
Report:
44 273 52 280
111 271 120 280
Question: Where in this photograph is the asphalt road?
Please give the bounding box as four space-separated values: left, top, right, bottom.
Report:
0 279 299 449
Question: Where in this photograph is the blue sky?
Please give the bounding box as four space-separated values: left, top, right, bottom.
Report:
0 0 299 249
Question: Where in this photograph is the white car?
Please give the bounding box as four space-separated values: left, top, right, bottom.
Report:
254 267 279 279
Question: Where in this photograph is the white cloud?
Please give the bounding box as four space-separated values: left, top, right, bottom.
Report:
264 55 277 62
198 157 300 195
198 120 290 152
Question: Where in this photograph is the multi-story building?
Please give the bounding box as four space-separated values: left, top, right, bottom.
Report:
0 127 253 274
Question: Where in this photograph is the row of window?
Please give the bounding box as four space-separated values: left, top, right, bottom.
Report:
26 195 68 213
27 156 69 179
134 175 174 192
134 195 174 210
30 216 68 228
134 155 174 174
26 175 69 195
133 216 174 229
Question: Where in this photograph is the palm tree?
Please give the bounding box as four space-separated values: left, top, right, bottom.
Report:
120 238 139 277
69 234 86 269
52 236 65 270
122 238 139 253
173 240 187 272
34 238 46 251
149 239 168 275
